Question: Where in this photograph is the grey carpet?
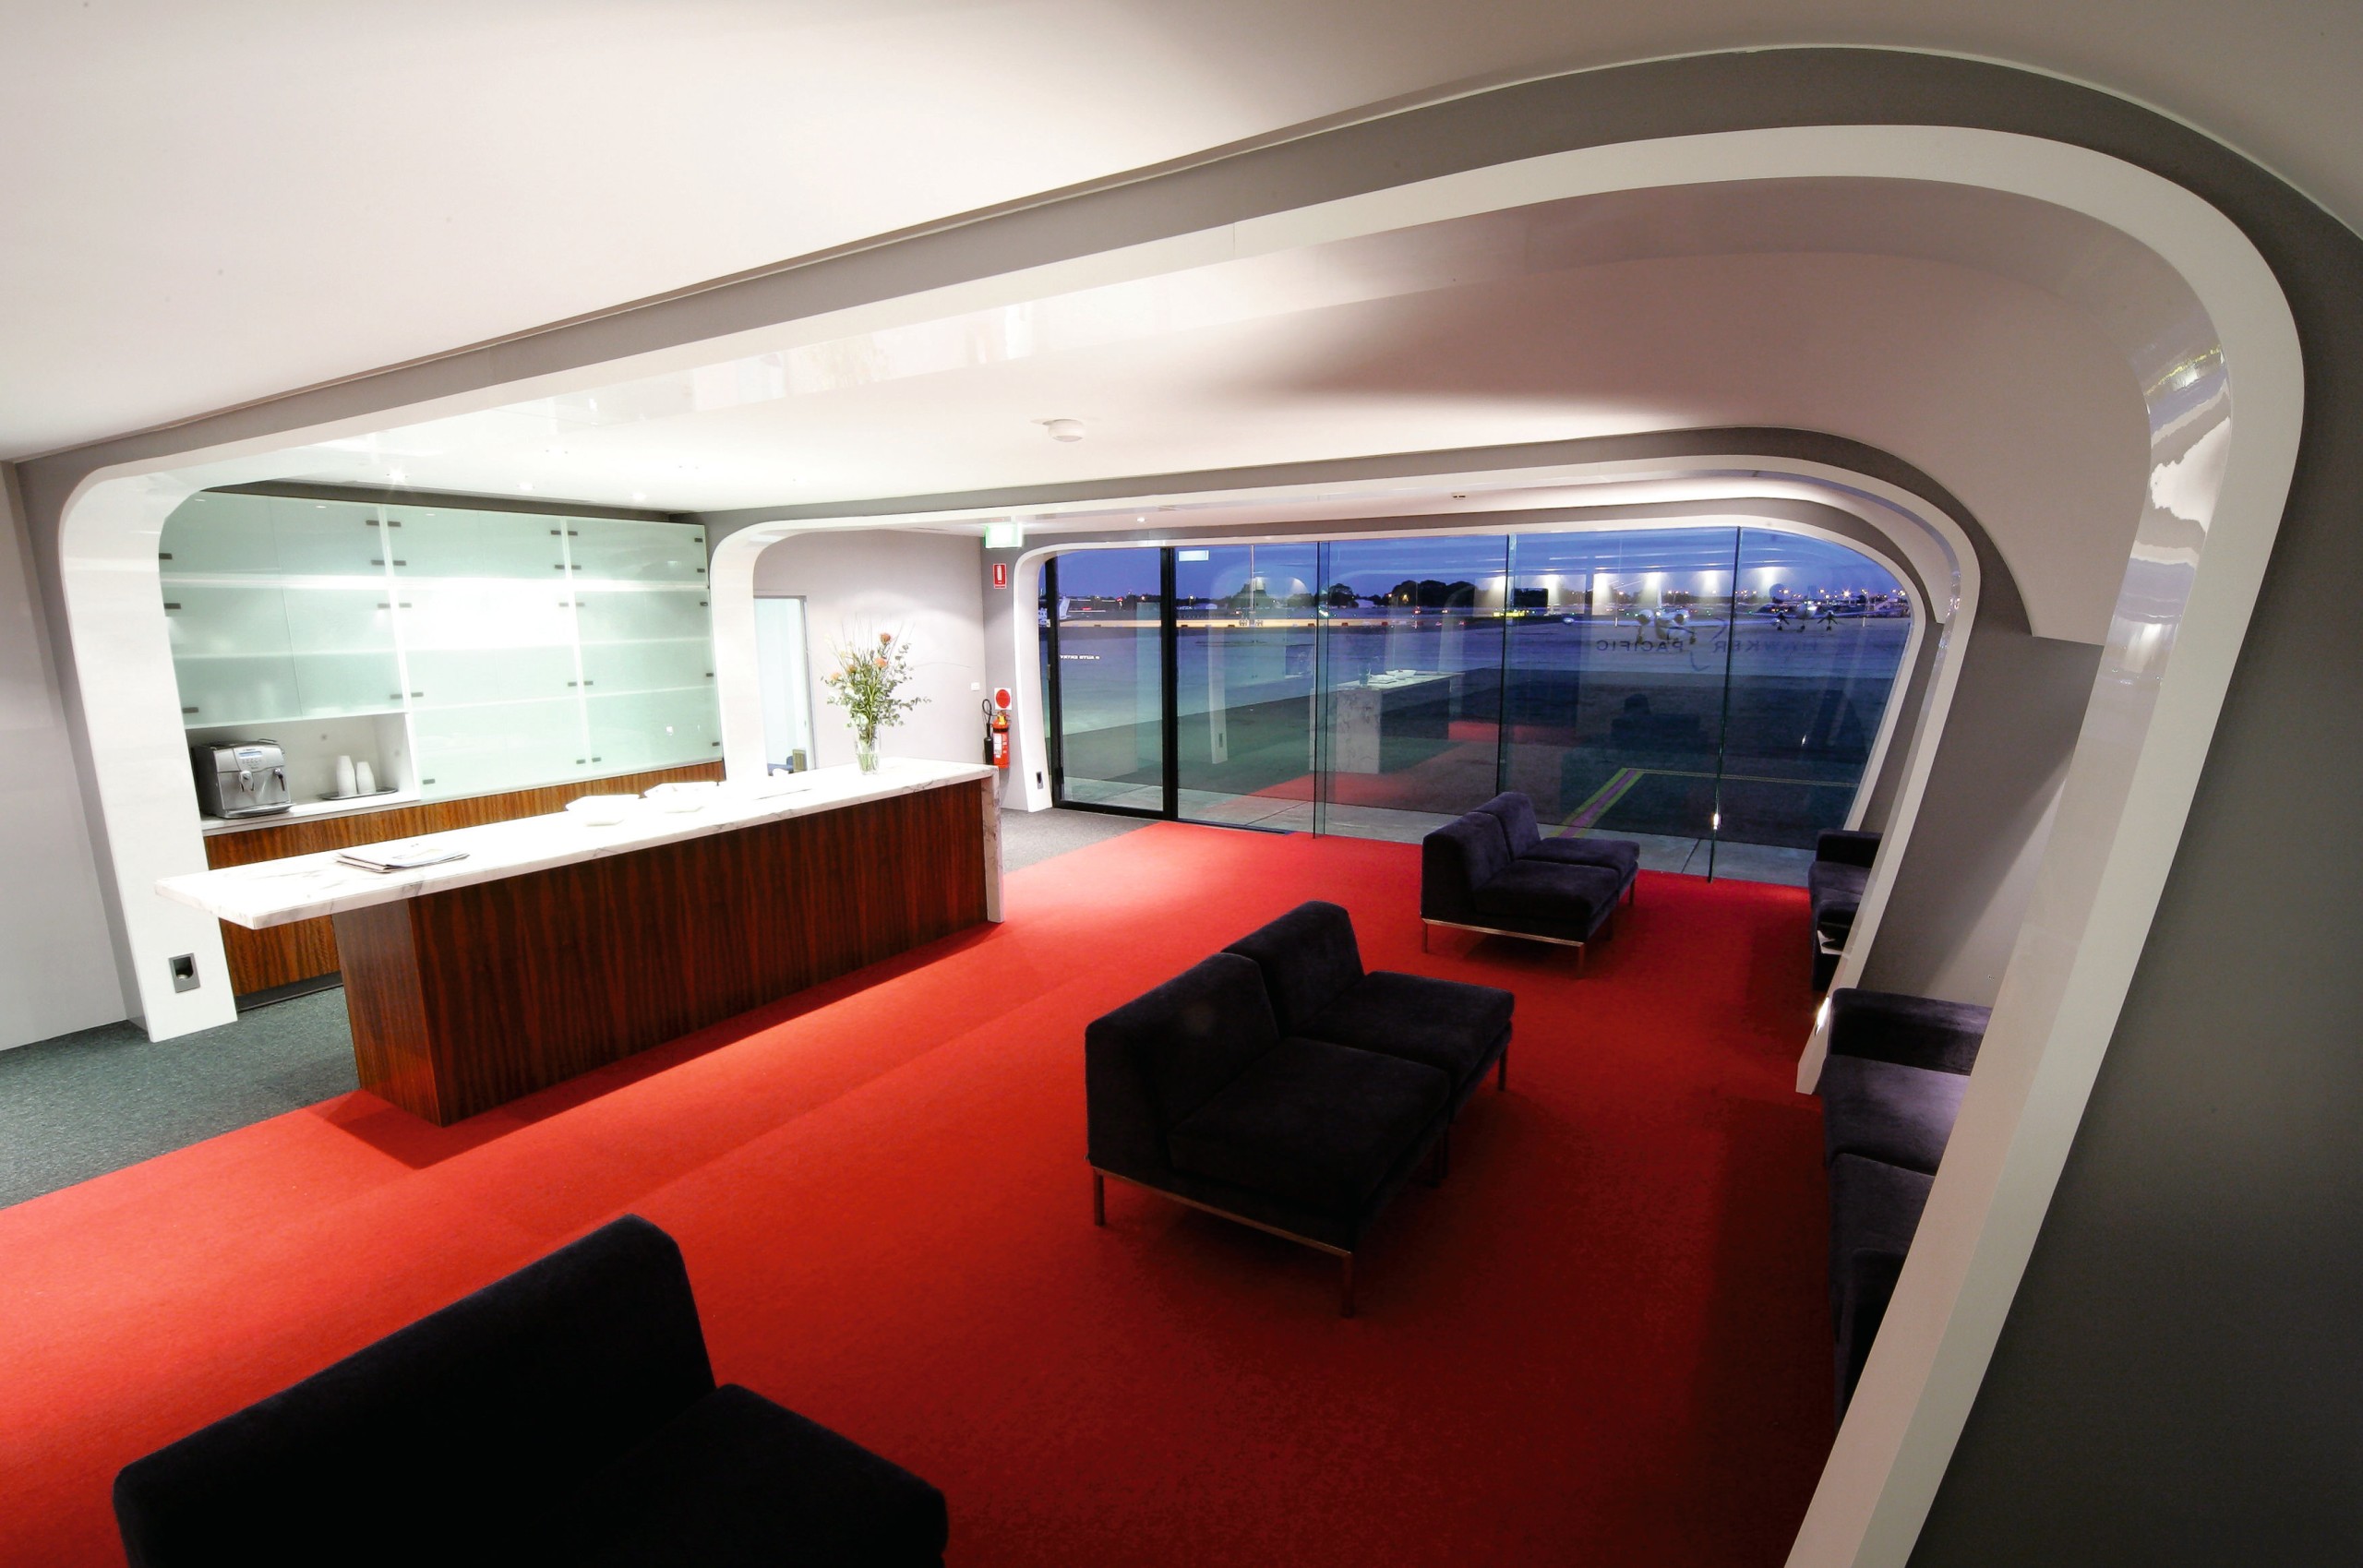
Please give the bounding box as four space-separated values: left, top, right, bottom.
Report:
0 988 358 1210
1000 806 1152 869
0 809 1150 1212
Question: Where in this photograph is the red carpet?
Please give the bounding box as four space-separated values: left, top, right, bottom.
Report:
0 825 1830 1566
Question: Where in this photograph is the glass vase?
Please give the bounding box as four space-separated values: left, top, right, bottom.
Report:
855 730 881 773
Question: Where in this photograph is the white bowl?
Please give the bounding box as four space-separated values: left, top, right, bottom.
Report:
644 781 718 813
564 795 636 826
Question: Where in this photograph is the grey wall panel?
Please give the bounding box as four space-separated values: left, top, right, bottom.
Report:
1859 629 2099 1003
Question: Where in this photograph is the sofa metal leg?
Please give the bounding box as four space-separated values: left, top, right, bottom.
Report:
1421 921 1432 953
1497 1047 1508 1092
1092 1170 1105 1227
1340 1254 1356 1318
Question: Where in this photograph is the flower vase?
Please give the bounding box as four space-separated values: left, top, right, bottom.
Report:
855 730 882 773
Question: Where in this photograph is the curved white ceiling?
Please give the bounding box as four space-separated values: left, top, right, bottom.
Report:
193 178 2177 643
3 2 2355 460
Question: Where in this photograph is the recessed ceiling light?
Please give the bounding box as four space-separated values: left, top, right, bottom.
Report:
519 481 534 492
1043 418 1085 443
630 491 648 503
387 466 406 485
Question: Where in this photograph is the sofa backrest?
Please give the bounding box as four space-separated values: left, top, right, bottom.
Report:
1086 953 1280 1170
1224 900 1364 1034
113 1215 716 1568
1421 812 1511 919
1826 987 1991 1075
1473 792 1542 856
1815 829 1883 869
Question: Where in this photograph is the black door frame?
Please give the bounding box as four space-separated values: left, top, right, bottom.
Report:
1043 548 1178 820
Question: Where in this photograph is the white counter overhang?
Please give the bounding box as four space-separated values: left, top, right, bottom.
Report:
159 760 996 930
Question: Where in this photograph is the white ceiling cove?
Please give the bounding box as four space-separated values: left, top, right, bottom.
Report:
3 0 2358 461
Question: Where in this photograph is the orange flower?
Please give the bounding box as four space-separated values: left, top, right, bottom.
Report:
879 632 894 646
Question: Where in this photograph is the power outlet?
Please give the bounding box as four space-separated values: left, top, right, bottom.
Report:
168 953 199 993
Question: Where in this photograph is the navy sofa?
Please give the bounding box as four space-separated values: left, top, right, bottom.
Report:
1225 899 1514 1114
1473 792 1643 901
112 1216 948 1568
1421 802 1634 965
1087 904 1509 1314
1807 829 1881 988
1817 988 1991 1415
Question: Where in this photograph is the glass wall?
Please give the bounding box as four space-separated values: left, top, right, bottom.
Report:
1037 526 1912 883
1047 548 1166 811
1174 544 1320 828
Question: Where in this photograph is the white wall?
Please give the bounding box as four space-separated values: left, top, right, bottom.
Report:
749 529 986 769
0 468 126 1048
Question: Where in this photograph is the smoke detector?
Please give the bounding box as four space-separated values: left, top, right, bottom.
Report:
1043 418 1086 443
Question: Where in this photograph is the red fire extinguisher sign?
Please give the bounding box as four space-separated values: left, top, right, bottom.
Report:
991 562 1009 589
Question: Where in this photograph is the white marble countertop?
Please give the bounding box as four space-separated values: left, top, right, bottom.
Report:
159 760 994 929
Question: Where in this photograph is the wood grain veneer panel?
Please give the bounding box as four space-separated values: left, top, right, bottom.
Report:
205 761 723 995
333 900 445 1125
340 778 987 1124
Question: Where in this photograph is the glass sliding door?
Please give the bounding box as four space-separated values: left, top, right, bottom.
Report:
1313 535 1510 843
1030 526 1912 881
753 595 816 772
1047 548 1169 814
1174 544 1320 829
1501 528 1739 875
1709 529 1913 878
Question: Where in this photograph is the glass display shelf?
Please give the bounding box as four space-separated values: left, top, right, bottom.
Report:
568 518 708 584
392 506 572 580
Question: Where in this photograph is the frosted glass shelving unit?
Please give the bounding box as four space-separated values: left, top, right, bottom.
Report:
161 491 719 808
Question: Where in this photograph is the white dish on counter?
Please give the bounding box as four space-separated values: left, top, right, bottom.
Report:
644 780 720 813
564 795 639 826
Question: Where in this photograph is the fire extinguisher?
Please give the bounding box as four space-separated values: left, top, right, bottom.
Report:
989 688 1013 770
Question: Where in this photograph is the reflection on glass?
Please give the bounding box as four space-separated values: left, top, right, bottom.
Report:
1503 529 1737 874
1051 548 1166 812
1711 529 1912 871
1175 545 1320 828
1313 535 1510 843
1029 528 1913 883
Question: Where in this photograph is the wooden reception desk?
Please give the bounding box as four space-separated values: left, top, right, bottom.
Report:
161 761 999 1125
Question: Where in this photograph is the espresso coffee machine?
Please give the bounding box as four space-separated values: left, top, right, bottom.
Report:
192 741 294 820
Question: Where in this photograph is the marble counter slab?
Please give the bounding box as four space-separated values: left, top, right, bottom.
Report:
159 760 994 929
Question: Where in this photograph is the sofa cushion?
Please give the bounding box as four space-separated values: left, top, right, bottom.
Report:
1819 1055 1967 1176
1420 814 1513 921
1469 859 1622 926
1473 791 1545 854
1301 972 1512 1090
1827 1153 1935 1323
1085 953 1279 1135
1168 1037 1450 1212
543 1383 949 1568
1828 1154 1934 1414
1522 834 1641 881
1807 860 1870 936
1827 989 1992 1075
1224 900 1365 1035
